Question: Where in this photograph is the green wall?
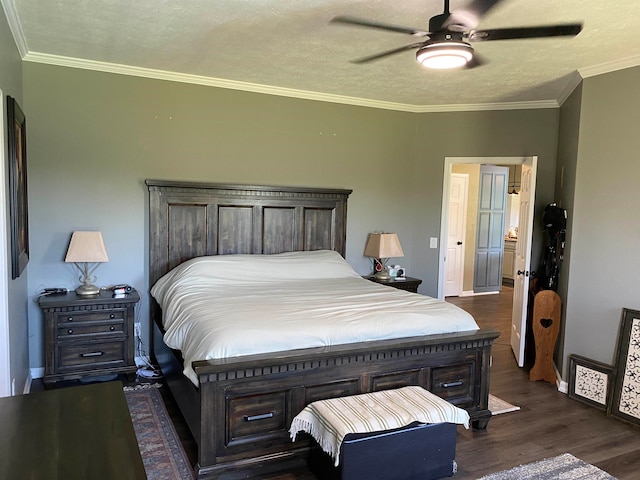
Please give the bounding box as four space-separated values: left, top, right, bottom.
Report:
1 7 28 395
562 66 640 373
23 62 560 372
554 82 582 374
411 109 560 294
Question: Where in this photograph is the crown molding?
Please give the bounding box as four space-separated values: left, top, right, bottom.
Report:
24 51 559 113
23 52 427 112
556 71 583 107
0 0 28 57
415 99 559 112
578 55 640 78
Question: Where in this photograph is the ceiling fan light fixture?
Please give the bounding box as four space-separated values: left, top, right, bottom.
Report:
416 42 473 69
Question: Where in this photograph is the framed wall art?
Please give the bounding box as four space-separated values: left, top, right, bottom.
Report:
609 308 640 426
568 354 613 411
7 96 29 279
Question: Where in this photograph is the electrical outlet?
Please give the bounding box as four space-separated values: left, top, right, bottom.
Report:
430 237 438 248
134 322 142 338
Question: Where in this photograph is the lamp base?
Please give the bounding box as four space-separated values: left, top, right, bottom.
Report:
373 270 392 281
76 283 100 296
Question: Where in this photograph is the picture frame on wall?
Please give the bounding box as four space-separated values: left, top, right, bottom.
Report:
7 96 29 279
609 308 640 426
568 354 614 411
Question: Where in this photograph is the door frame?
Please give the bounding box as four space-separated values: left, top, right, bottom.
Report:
438 156 533 299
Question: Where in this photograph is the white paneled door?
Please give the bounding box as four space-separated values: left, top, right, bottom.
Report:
510 157 538 367
445 174 468 297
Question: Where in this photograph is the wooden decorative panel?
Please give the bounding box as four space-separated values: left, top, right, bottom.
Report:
303 208 334 251
262 207 296 254
610 309 640 425
217 206 254 255
168 204 207 269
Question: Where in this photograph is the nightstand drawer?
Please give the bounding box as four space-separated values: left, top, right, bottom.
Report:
57 340 126 370
55 309 125 325
57 320 124 339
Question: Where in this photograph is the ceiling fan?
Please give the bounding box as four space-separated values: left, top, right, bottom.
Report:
331 0 582 69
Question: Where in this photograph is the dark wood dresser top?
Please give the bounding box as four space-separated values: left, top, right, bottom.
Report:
0 381 146 479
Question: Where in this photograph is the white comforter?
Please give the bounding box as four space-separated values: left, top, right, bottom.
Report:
151 250 479 385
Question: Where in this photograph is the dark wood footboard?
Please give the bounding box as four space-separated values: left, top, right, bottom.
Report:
154 322 499 479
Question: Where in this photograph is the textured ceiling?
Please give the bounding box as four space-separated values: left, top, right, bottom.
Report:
4 0 640 111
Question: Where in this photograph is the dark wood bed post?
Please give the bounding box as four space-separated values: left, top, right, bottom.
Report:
146 180 499 479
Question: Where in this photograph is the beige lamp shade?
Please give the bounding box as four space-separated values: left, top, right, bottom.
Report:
65 231 109 295
65 231 109 263
364 233 404 259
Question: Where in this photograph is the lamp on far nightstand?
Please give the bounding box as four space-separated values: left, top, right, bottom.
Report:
65 231 109 296
364 232 404 280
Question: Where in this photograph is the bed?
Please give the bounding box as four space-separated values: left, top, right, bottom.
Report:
147 180 500 480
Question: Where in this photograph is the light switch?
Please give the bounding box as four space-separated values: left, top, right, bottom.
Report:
430 237 438 248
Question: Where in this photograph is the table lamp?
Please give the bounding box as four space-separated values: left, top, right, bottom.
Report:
364 233 404 280
65 231 109 295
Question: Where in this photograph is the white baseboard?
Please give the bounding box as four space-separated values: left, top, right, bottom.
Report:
136 355 154 368
556 364 568 393
31 367 44 380
23 371 33 394
459 290 499 297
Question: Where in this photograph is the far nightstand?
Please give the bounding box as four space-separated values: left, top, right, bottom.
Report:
364 275 423 293
38 289 140 387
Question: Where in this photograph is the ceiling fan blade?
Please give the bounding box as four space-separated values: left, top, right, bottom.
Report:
469 23 583 42
444 0 503 30
330 16 429 37
351 43 425 64
466 0 504 17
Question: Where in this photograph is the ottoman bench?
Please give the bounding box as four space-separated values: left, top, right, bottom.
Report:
289 386 470 480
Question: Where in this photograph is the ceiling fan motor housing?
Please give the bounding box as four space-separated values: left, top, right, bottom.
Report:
417 35 474 69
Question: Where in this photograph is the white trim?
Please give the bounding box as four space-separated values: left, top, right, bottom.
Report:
578 54 640 79
556 71 584 107
459 290 499 297
0 90 12 397
22 51 561 113
30 366 44 380
555 363 568 393
0 0 28 57
22 370 32 394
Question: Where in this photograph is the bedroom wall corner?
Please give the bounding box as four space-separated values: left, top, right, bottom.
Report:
1 1 28 396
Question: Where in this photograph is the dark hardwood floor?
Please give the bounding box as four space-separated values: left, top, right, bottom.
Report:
161 286 640 479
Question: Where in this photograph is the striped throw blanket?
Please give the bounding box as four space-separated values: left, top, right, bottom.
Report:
289 386 470 466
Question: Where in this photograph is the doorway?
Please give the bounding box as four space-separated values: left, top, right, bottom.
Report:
439 156 538 367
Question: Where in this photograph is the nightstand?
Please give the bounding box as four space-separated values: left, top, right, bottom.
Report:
38 289 140 387
364 276 423 293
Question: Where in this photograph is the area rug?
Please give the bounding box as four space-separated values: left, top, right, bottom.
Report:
476 453 617 480
124 384 195 480
488 394 520 415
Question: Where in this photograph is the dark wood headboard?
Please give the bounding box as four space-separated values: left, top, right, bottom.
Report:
146 180 352 286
